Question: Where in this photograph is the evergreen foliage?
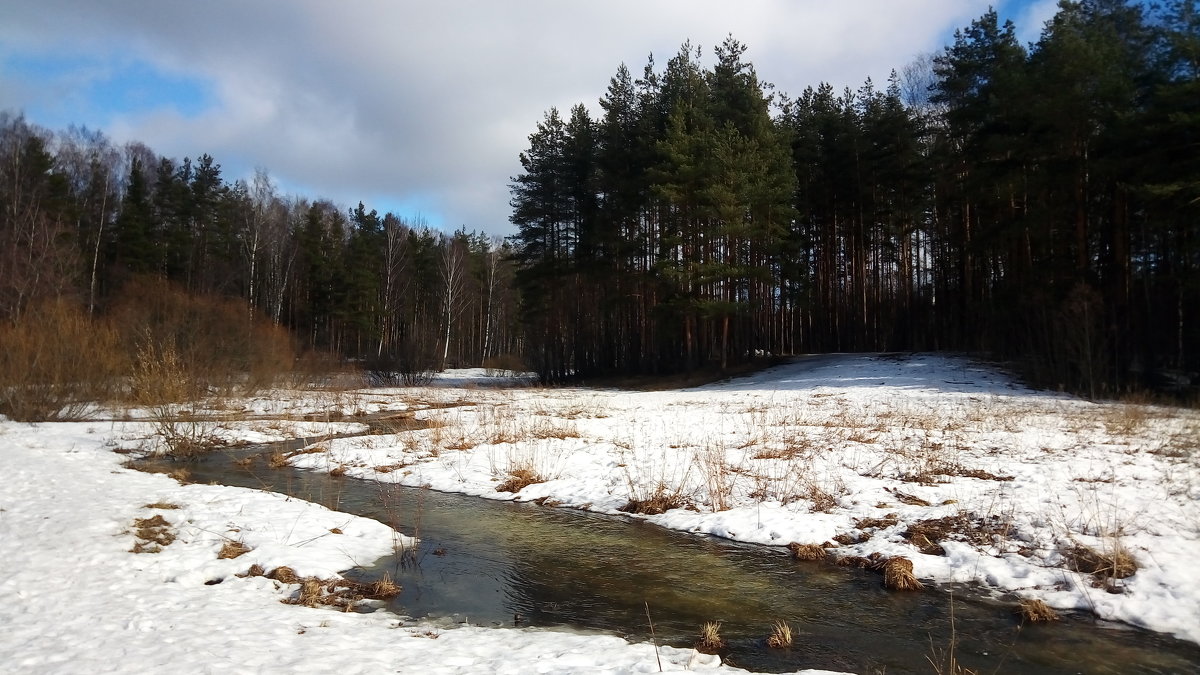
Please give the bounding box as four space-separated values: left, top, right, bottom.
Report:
509 3 1198 392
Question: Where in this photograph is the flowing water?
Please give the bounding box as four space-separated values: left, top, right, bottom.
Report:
137 442 1200 674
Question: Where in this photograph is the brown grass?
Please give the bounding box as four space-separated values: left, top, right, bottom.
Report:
267 451 288 469
1016 598 1059 623
902 512 1013 556
696 621 725 653
239 564 266 578
143 501 180 510
267 566 301 584
620 486 692 515
766 619 793 648
496 467 545 494
882 556 924 591
787 542 827 561
855 513 899 530
1064 543 1138 580
888 488 931 506
218 540 251 559
369 572 401 598
529 419 581 440
294 578 325 607
131 514 175 553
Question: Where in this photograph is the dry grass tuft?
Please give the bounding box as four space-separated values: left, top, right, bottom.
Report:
854 513 899 530
882 556 924 591
369 572 401 599
240 564 266 578
620 486 692 515
143 501 180 510
529 419 581 440
218 540 251 559
496 467 546 494
1064 543 1138 580
787 542 828 562
902 512 1013 556
1016 598 1059 623
268 566 301 584
267 451 288 469
888 488 931 506
696 621 725 654
766 619 793 648
131 514 175 552
295 578 325 607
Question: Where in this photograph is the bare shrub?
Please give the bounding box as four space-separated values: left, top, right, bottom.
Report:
110 277 295 398
482 353 527 376
0 299 124 420
131 334 218 457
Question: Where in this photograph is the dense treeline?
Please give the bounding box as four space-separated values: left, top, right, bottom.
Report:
0 115 521 373
509 0 1199 393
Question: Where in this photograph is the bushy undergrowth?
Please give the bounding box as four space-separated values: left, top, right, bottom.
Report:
111 277 295 397
0 279 296 422
0 300 125 420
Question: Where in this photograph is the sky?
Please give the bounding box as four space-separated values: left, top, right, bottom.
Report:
0 0 1065 237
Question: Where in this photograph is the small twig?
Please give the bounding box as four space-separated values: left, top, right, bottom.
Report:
644 601 662 672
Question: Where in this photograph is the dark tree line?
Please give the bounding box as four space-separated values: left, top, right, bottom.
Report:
509 0 1199 394
0 113 521 371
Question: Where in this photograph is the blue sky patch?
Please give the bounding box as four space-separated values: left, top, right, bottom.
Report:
5 53 213 129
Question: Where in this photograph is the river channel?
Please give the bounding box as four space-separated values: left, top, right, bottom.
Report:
136 442 1200 674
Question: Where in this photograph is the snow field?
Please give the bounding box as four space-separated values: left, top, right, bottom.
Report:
284 356 1200 644
0 408 836 673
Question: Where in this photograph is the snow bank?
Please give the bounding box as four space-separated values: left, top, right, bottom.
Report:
0 420 833 674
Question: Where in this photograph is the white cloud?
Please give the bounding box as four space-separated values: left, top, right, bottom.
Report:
2 0 997 235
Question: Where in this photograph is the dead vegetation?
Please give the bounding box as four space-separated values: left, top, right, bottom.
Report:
787 542 827 561
766 619 793 648
901 512 1015 556
0 300 124 421
130 514 176 553
854 513 899 530
620 483 692 515
834 552 925 592
267 567 403 612
1016 598 1059 623
1064 542 1138 581
218 540 251 559
496 467 545 494
882 556 924 591
696 621 725 654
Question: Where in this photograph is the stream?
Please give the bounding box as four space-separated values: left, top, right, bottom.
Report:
136 440 1200 674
